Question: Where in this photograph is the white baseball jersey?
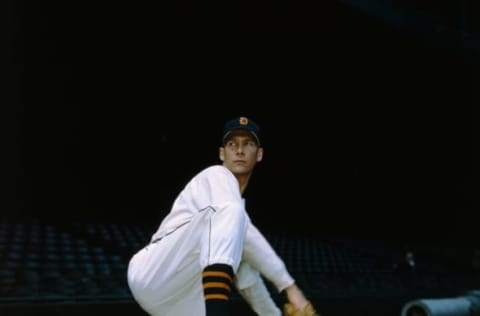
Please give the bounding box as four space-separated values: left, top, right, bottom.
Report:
127 165 294 316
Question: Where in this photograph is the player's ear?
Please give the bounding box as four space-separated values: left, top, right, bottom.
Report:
256 148 263 162
219 147 225 161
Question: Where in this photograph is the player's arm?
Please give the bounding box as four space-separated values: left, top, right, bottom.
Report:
242 223 320 314
242 222 294 292
235 264 282 316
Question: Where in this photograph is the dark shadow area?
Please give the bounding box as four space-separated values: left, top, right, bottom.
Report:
6 0 472 238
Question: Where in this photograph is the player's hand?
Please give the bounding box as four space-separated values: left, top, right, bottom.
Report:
283 301 320 316
283 284 321 316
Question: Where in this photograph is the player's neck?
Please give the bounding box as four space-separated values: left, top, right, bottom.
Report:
235 174 251 195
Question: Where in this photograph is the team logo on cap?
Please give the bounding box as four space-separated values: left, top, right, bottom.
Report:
239 117 249 125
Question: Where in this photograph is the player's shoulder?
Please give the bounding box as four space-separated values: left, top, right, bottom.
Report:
187 165 237 189
185 165 240 198
190 165 237 185
198 165 233 179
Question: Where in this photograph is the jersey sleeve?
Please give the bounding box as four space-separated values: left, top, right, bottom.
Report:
242 221 295 292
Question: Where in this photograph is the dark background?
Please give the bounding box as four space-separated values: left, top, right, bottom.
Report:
3 0 477 242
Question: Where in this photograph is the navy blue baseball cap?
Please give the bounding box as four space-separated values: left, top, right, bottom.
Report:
222 116 261 146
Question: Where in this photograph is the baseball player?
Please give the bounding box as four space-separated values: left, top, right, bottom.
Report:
127 116 319 316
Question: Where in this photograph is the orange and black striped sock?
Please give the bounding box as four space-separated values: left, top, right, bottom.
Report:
202 263 234 315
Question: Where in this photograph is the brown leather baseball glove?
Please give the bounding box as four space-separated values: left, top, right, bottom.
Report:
283 301 320 316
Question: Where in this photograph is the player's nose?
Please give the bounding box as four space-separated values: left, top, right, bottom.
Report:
235 145 245 154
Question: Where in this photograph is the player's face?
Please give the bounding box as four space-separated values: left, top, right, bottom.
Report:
219 130 263 176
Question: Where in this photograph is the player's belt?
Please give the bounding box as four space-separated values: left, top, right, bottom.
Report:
150 220 191 244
